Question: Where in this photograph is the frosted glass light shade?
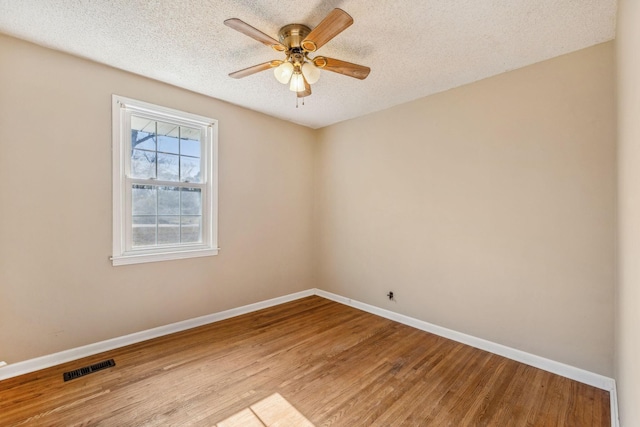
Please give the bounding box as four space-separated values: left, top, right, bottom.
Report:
301 62 321 84
289 73 306 92
274 62 294 84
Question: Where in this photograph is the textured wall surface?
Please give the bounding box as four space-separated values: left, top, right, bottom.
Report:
315 42 616 376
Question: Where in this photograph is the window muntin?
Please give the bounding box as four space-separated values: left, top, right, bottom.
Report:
112 95 218 265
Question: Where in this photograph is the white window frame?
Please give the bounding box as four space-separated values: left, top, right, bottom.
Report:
111 95 218 266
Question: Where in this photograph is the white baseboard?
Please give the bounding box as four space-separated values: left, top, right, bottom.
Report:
610 382 620 427
0 287 619 426
0 289 314 381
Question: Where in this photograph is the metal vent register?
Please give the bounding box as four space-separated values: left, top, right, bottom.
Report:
63 359 116 382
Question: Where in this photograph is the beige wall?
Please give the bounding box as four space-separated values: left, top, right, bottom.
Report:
0 31 618 384
315 42 616 375
616 0 640 425
0 35 316 363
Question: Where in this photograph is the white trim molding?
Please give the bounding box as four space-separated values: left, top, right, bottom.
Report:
610 382 620 427
0 288 619 426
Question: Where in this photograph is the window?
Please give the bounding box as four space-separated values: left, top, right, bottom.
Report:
112 95 218 265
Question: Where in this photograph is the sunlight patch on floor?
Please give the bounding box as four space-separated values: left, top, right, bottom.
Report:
216 393 314 427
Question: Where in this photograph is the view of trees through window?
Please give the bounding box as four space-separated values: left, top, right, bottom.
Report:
130 116 203 247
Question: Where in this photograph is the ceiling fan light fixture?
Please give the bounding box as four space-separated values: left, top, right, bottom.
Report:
301 62 321 84
274 62 294 84
289 73 306 92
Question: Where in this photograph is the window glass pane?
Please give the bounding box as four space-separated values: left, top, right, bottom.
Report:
131 116 156 151
131 130 156 151
181 216 201 243
132 215 157 247
156 121 178 139
181 188 201 215
131 149 156 179
157 153 179 181
158 186 179 215
131 116 152 131
132 185 156 215
180 133 200 158
180 156 201 183
158 134 179 154
158 216 180 245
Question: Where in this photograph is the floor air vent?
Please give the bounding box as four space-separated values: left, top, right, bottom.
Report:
63 359 116 382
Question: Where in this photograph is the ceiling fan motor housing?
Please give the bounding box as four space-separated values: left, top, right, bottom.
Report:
278 24 311 51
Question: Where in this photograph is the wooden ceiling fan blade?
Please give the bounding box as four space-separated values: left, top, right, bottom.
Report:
229 60 283 79
301 9 353 52
313 56 370 80
224 18 286 52
297 77 312 98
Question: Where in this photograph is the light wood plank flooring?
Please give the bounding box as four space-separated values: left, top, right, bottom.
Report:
0 296 610 426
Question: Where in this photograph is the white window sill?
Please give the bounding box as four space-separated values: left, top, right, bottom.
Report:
111 248 219 266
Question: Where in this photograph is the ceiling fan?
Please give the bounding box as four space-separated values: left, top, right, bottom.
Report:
224 8 370 101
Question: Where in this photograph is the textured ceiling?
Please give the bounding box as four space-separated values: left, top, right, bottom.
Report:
0 1 616 129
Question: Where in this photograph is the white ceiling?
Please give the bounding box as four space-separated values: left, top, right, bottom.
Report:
0 1 617 129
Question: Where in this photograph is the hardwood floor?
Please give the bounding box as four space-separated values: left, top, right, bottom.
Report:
0 296 610 426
